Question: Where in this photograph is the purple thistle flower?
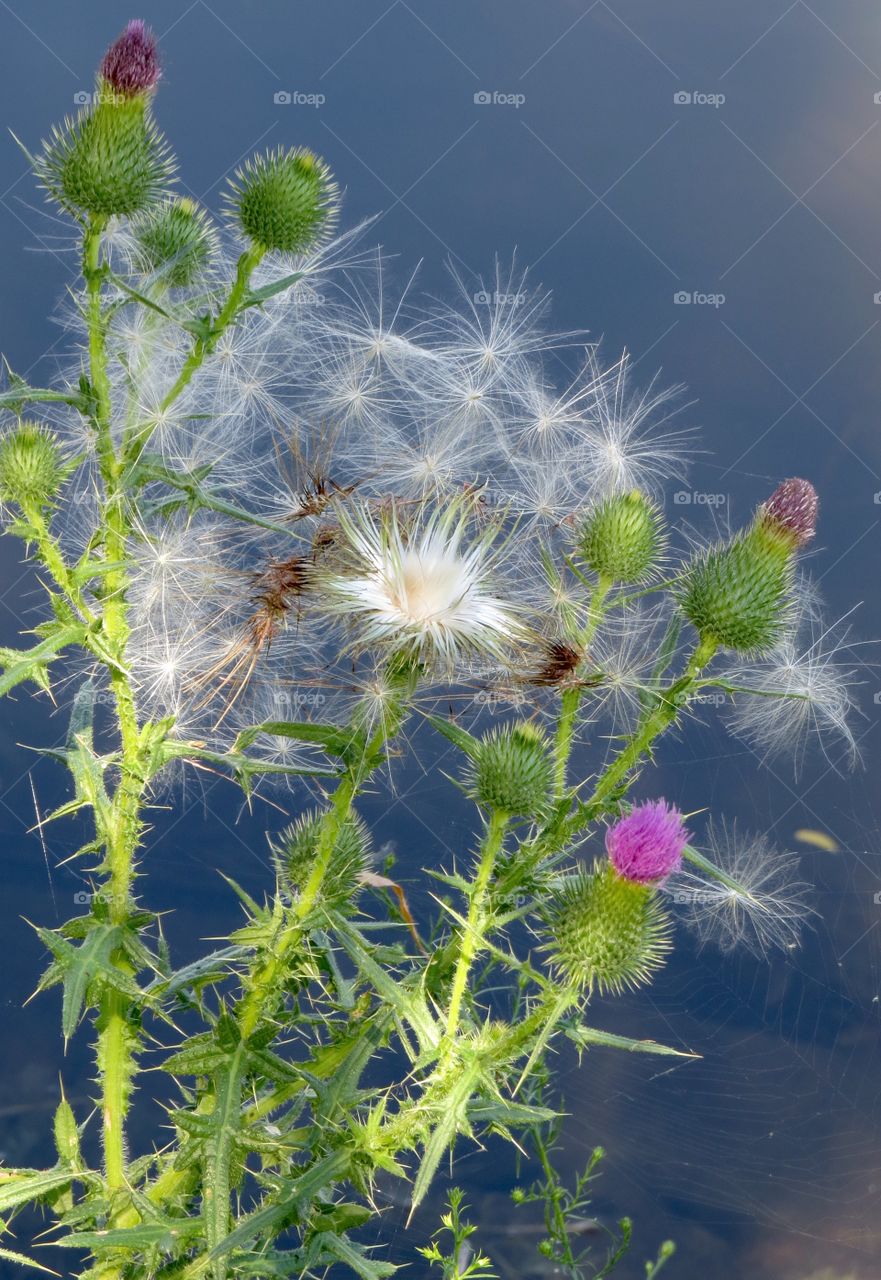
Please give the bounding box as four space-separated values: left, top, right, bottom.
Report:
760 477 818 548
100 20 160 96
606 801 689 884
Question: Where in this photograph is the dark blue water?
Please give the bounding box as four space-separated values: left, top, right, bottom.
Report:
1 3 880 1277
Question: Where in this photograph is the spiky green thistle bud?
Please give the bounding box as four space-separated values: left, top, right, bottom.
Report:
679 479 817 654
544 861 672 994
132 198 216 286
37 90 174 218
273 808 369 905
227 147 338 253
577 490 663 583
679 525 791 653
0 422 64 508
467 721 553 816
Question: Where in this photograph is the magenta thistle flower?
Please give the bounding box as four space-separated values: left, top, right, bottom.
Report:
760 477 818 548
606 801 689 883
100 20 160 95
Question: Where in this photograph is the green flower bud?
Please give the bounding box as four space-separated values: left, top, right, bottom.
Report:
227 147 338 253
467 721 553 816
544 861 672 994
679 523 793 654
53 1095 81 1169
132 197 216 286
0 422 64 508
578 490 663 583
273 808 369 905
38 90 174 218
679 480 817 655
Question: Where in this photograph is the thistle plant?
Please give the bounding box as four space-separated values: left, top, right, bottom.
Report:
0 20 862 1280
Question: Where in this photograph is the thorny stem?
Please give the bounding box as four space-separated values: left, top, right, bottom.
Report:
83 216 146 1203
237 694 409 1041
126 244 265 465
445 807 510 1037
583 633 719 815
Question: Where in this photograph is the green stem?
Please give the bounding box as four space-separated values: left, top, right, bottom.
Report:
20 502 95 624
126 245 265 466
584 634 718 814
84 215 145 1203
445 808 509 1038
236 694 408 1041
551 575 611 799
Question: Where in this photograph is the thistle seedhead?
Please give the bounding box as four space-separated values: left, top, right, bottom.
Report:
227 147 338 253
0 421 65 508
273 808 370 906
606 800 688 884
467 721 553 816
577 490 663 583
132 197 216 286
100 19 160 96
544 861 672 994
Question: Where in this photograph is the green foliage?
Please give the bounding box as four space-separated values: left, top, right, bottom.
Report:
418 1189 497 1280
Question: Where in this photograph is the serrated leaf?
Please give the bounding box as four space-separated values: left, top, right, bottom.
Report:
0 1168 80 1214
233 719 360 762
328 915 439 1057
0 624 83 698
55 1220 201 1250
241 271 305 307
425 713 480 759
565 1024 698 1058
0 1246 59 1274
36 923 142 1041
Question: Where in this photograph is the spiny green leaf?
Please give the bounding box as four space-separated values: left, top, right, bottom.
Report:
0 1167 82 1215
426 713 481 759
241 271 305 308
0 1245 60 1274
35 923 143 1041
565 1024 698 1058
0 624 84 698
